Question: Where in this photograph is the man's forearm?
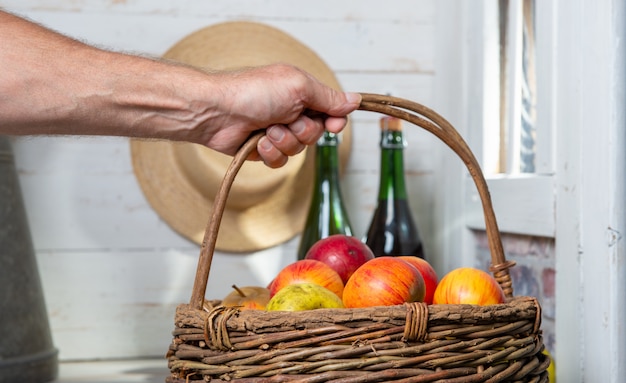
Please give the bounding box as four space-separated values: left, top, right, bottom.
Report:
0 10 215 141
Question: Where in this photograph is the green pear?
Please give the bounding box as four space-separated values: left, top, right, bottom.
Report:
266 283 344 311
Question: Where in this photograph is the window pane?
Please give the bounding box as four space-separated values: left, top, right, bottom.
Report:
498 0 537 174
520 0 536 173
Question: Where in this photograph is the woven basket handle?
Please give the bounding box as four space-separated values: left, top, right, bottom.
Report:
189 93 515 310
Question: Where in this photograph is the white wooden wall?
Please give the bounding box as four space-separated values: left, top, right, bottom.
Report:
1 1 439 360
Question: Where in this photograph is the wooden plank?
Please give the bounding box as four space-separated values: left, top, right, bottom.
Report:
6 10 434 73
2 0 435 23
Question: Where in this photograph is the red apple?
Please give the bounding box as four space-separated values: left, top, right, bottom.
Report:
433 267 506 305
270 259 344 299
305 234 375 283
398 256 439 304
342 257 425 308
222 285 270 310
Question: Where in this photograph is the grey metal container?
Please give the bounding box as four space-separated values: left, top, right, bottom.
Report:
0 136 58 383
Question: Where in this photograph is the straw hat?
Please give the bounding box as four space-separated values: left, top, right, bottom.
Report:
130 21 352 252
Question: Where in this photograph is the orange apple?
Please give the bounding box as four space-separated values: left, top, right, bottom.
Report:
398 256 439 304
342 257 425 308
305 234 375 284
269 259 344 299
433 267 506 305
222 285 270 310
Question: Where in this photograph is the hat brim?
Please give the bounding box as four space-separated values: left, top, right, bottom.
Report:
130 21 352 252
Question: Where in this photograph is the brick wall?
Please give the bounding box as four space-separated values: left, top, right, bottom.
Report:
474 231 556 356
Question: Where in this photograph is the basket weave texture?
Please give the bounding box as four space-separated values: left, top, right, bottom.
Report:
165 94 549 383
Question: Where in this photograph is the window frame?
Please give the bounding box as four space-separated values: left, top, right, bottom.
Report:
462 0 555 238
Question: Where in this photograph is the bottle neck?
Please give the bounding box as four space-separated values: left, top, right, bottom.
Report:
314 131 341 185
378 130 408 200
297 131 351 259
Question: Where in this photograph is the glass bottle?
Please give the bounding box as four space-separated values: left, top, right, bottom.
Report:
297 131 353 260
364 116 425 258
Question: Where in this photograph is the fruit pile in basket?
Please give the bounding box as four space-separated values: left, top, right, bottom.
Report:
221 234 506 311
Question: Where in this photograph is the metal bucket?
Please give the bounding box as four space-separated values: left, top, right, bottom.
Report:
0 136 58 383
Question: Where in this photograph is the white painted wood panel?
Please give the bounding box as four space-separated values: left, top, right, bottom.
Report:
552 0 626 380
464 175 555 237
38 246 295 360
3 0 438 360
12 137 188 250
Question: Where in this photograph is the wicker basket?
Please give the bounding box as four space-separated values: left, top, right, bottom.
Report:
165 94 549 383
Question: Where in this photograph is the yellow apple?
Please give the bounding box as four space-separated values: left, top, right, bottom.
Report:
266 283 344 311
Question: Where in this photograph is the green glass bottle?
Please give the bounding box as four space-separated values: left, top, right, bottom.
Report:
364 117 425 258
297 131 353 260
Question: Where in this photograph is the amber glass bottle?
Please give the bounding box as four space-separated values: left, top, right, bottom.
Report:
364 117 424 258
297 131 353 260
